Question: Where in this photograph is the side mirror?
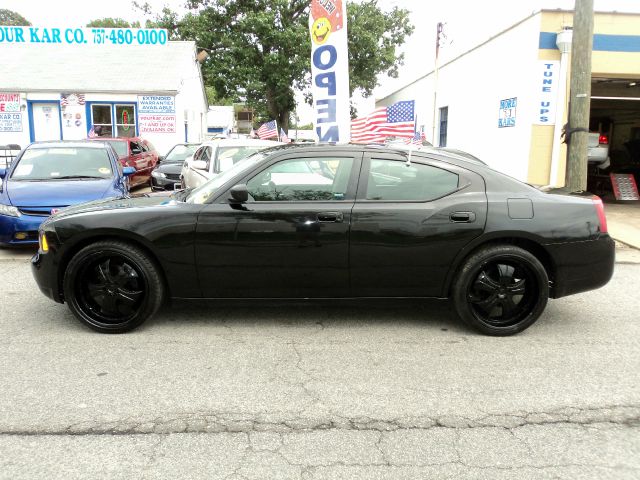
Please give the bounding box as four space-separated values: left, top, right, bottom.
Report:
192 160 208 170
123 166 136 177
229 184 249 203
158 155 165 163
0 168 6 179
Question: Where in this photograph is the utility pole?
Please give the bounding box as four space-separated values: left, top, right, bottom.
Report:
431 22 444 146
565 0 594 192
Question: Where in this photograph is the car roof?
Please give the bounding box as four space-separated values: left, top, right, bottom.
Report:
200 139 284 148
29 140 111 149
89 137 143 142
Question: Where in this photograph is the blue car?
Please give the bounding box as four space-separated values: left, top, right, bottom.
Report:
0 141 135 246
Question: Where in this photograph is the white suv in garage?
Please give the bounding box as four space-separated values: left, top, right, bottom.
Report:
181 139 283 189
588 132 610 169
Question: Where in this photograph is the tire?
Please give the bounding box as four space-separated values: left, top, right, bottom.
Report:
451 245 549 336
63 240 164 333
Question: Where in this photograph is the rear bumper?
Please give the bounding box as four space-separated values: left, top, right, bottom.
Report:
547 235 615 298
0 213 45 245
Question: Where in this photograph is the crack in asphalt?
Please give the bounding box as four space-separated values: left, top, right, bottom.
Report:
1 404 638 436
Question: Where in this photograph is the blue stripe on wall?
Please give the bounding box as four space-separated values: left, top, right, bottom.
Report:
539 32 640 52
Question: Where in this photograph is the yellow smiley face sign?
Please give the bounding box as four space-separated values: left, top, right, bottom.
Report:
311 17 332 45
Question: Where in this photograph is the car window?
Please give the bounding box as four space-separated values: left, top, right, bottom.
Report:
366 158 459 201
246 157 353 202
216 146 271 173
166 144 198 162
140 142 149 152
11 147 113 180
105 140 127 157
130 141 143 155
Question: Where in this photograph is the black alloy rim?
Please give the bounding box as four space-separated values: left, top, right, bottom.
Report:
75 254 146 326
467 259 538 327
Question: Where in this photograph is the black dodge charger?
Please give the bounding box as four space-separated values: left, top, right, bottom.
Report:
32 144 614 335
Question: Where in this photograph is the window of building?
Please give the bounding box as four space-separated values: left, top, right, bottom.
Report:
90 103 136 137
439 106 448 147
365 159 459 201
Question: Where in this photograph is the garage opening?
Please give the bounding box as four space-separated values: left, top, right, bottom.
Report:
588 77 640 199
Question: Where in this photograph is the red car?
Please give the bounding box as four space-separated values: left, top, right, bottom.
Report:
90 137 158 188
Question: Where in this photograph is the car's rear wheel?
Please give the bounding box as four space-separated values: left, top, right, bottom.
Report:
63 241 164 333
451 245 549 336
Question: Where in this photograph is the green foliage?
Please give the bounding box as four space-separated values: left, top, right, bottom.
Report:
86 18 141 28
0 9 31 26
205 86 234 106
141 0 412 127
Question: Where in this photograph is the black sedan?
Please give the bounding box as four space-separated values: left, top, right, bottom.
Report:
150 143 199 190
32 144 614 335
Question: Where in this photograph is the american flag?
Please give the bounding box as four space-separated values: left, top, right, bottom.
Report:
87 127 97 138
60 93 86 107
405 129 426 146
257 120 278 140
280 128 291 143
351 100 415 143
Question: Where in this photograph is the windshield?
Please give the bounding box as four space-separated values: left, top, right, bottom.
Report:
11 147 113 180
165 144 198 162
186 151 270 204
216 146 269 172
105 141 128 157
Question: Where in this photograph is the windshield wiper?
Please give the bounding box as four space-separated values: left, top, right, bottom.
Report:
53 175 105 179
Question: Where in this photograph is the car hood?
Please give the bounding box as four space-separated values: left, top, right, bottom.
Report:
155 162 183 174
6 179 114 207
48 191 176 220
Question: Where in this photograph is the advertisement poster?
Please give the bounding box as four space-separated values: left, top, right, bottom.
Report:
0 93 20 112
60 93 87 140
138 95 176 133
139 114 176 134
309 0 350 143
0 113 22 132
534 61 559 125
498 97 517 128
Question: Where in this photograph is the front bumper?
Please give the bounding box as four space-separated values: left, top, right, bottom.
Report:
151 174 182 191
547 235 615 298
31 249 63 303
0 213 46 245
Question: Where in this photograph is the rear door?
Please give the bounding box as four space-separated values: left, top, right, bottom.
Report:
194 150 362 298
349 153 487 298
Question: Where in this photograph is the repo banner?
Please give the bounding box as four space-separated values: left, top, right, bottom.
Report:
310 0 350 143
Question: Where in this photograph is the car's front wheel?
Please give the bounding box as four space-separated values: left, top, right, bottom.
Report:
451 245 549 336
63 240 164 333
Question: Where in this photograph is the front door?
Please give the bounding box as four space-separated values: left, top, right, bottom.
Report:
195 152 361 298
349 153 487 298
32 103 61 141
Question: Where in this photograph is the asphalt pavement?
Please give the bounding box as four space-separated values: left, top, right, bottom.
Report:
0 248 639 479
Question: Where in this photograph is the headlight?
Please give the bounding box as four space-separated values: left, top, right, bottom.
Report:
152 171 166 178
0 204 20 217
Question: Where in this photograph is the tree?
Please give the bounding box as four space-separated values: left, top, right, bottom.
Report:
86 18 141 28
0 9 31 26
141 0 412 131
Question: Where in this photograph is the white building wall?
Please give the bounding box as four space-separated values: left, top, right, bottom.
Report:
377 14 543 181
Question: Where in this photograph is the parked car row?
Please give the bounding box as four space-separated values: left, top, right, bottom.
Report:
0 137 286 246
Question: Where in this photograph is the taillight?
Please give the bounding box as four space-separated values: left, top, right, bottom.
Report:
592 197 608 233
598 134 608 145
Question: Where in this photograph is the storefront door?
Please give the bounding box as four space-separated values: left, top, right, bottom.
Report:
32 103 61 141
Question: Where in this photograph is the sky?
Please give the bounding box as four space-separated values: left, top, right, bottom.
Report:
4 0 640 121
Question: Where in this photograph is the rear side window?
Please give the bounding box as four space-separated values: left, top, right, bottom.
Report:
366 159 459 201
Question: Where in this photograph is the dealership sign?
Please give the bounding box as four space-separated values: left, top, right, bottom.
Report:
309 0 350 143
0 27 168 46
138 96 176 134
498 97 517 128
139 115 177 134
534 61 560 125
138 96 175 114
0 113 22 132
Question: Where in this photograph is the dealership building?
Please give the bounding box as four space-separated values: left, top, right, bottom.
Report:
376 9 640 188
0 29 207 156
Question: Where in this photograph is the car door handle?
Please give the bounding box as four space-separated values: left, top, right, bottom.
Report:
450 211 476 223
317 212 343 223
